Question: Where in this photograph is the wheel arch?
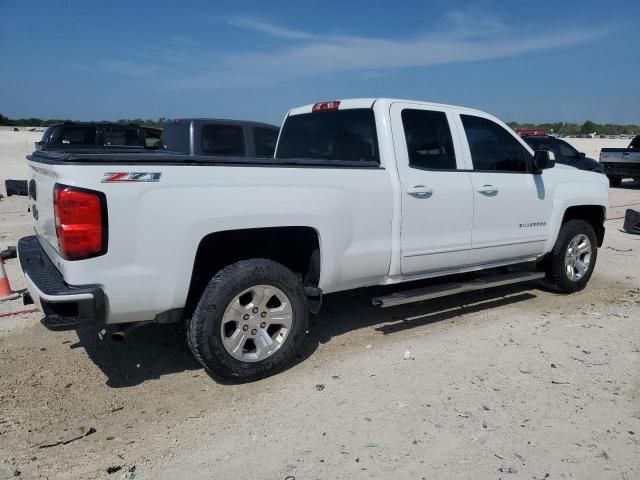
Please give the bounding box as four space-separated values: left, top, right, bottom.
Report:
184 226 321 318
561 205 606 247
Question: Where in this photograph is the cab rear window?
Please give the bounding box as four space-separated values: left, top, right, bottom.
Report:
276 109 379 164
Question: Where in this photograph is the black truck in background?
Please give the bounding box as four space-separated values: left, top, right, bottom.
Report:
35 119 280 158
8 118 280 196
599 135 640 186
160 119 279 157
36 122 162 151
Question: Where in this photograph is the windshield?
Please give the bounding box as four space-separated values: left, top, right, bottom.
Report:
276 109 379 164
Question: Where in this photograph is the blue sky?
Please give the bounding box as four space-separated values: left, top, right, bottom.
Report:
1 0 638 124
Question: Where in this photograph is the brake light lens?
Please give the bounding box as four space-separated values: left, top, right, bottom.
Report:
312 101 340 112
53 185 107 260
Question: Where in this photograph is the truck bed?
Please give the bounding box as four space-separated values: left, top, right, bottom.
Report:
28 150 379 169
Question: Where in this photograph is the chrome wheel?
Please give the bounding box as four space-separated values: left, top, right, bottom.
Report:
220 285 293 363
564 234 592 282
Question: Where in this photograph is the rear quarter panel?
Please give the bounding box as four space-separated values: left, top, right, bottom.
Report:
29 160 393 323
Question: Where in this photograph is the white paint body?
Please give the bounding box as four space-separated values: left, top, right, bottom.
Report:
24 98 609 324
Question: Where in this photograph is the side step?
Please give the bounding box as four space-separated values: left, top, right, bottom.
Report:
372 271 545 308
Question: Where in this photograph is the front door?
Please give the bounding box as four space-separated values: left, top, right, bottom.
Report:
457 114 554 265
391 103 474 275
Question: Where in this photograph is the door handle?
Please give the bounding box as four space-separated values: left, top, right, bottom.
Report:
406 185 433 196
477 185 499 195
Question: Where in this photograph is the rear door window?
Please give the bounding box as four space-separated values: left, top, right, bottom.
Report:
401 109 456 170
104 127 144 147
49 126 97 146
162 123 190 154
143 129 162 149
461 115 531 172
276 109 379 164
254 127 279 157
201 125 245 156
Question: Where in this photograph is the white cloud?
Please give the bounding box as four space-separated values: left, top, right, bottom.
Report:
225 17 317 40
102 12 607 89
169 35 195 45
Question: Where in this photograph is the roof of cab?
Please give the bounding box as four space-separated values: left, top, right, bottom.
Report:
286 98 488 117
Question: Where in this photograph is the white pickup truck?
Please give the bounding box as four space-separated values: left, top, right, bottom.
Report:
18 98 609 381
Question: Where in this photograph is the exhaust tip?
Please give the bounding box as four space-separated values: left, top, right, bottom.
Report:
110 321 150 342
111 331 127 342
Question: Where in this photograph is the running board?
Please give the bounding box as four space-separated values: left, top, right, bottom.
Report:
372 271 545 308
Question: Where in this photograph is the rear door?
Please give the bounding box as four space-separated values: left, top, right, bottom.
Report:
457 113 554 265
391 102 474 275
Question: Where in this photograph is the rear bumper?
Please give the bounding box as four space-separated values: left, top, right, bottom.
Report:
602 162 640 178
17 236 105 331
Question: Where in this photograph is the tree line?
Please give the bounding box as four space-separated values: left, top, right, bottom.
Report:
0 114 165 128
1 113 638 136
507 120 638 136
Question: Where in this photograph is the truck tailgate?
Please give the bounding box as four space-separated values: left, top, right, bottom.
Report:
29 162 61 253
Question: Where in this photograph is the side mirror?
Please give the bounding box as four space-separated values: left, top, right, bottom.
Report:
34 141 44 151
533 150 555 173
578 152 586 159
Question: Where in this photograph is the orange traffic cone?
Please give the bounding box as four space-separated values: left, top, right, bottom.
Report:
0 257 19 302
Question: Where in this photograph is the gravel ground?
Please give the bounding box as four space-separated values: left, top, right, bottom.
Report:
0 138 639 479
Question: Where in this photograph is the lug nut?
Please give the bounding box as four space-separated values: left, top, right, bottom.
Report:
243 314 250 320
252 307 259 314
242 325 248 331
260 322 266 328
251 329 257 335
261 311 267 318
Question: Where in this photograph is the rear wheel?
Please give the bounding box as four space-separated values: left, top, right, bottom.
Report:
188 259 308 382
608 176 622 187
542 219 598 293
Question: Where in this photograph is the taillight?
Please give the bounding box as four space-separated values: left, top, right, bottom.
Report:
53 184 107 260
312 101 340 112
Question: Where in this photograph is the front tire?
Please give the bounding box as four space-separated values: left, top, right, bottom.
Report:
542 219 598 293
188 259 308 382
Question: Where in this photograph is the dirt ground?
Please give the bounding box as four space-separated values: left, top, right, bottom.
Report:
1 138 639 479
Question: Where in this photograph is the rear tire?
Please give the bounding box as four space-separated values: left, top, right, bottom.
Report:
542 219 598 293
608 176 622 187
188 259 308 382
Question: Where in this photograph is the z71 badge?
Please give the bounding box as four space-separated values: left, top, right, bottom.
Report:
102 172 162 183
